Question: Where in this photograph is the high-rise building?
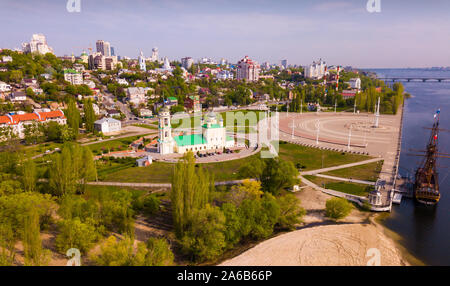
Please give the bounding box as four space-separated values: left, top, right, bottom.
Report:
281 59 288 69
181 57 194 70
236 56 260 82
151 47 159 62
139 51 146 72
22 34 54 55
111 47 115 56
304 59 327 80
96 40 111 56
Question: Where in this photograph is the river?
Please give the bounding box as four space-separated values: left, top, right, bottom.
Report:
368 69 450 266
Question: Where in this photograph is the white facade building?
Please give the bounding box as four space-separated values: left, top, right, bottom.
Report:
158 109 234 155
181 57 194 70
217 70 234 80
0 81 11 92
22 34 54 55
63 69 83 85
126 87 149 106
304 59 327 80
236 56 260 82
94 118 122 134
348 78 361 90
0 110 66 139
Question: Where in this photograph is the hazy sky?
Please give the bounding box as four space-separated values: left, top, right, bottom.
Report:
1 0 449 68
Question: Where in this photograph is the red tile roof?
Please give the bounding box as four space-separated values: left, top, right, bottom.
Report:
0 110 65 125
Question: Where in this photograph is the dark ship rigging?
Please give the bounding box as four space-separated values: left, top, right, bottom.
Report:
411 110 450 205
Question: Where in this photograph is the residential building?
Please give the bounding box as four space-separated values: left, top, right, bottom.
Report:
348 78 361 90
96 40 111 56
116 78 129 86
9 91 27 102
94 117 121 134
139 108 153 118
184 95 201 113
104 56 119 70
181 57 194 70
0 81 11 92
304 59 327 80
126 87 148 106
166 97 178 106
0 110 66 139
217 70 234 80
281 59 288 69
22 34 54 55
1 56 12 63
341 90 358 100
136 155 152 167
88 52 105 70
236 56 260 82
64 69 83 85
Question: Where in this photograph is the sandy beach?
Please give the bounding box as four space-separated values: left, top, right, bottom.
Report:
220 186 412 266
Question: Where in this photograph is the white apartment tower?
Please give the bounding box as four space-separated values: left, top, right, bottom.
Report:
236 56 260 82
181 57 194 70
304 59 327 80
22 34 54 55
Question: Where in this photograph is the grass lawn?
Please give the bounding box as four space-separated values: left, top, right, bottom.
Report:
170 110 267 129
87 134 151 156
278 142 371 171
99 152 263 183
23 142 62 158
323 160 383 182
304 175 373 197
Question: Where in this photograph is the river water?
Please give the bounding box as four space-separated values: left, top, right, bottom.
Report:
369 69 450 266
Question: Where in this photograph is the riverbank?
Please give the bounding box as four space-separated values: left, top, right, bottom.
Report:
220 186 421 266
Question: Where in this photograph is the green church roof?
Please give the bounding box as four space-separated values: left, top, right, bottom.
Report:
202 124 221 129
174 134 207 147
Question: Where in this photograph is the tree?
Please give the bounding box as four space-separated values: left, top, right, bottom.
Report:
92 236 140 266
142 237 174 266
0 222 16 266
20 157 37 193
83 99 96 133
221 203 242 248
65 99 80 138
180 204 226 262
276 194 305 230
325 198 353 220
55 218 98 254
260 158 298 195
225 179 263 206
23 210 50 266
49 144 96 196
171 151 213 237
237 193 280 240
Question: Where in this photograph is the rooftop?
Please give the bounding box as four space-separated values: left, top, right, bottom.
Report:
174 134 207 147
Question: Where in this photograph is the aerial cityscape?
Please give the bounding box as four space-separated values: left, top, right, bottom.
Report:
0 0 449 275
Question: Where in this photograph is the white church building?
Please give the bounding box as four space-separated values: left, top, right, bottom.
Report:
158 107 235 155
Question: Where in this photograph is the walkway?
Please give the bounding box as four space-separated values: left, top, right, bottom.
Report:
87 179 254 189
301 157 383 175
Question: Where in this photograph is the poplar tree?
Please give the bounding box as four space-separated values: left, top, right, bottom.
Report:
66 99 80 138
171 152 213 238
83 99 96 133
